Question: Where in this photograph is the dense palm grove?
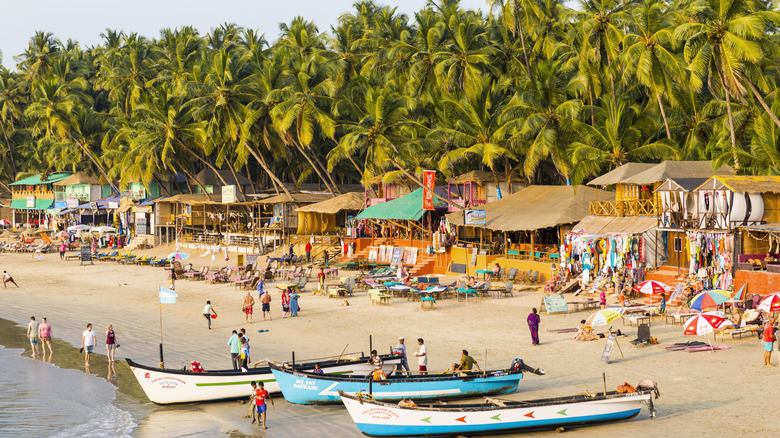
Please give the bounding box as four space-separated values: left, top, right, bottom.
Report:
1 0 779 197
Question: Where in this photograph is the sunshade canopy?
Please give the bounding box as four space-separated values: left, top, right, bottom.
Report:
10 173 72 186
10 198 54 210
446 185 613 232
588 163 656 186
622 161 734 185
357 188 444 221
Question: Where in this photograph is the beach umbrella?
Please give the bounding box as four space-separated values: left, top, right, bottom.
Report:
67 224 92 232
167 251 190 261
757 293 780 312
52 231 72 239
689 290 731 311
585 308 626 327
683 312 728 336
731 283 748 301
633 280 670 295
0 219 10 226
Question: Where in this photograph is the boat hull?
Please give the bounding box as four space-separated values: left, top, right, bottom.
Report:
271 366 522 405
340 391 652 437
127 356 401 404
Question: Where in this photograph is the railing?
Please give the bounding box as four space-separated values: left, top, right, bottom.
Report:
589 200 658 216
447 198 486 212
506 246 559 262
12 190 55 200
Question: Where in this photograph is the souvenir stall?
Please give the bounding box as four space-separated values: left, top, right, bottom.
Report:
685 231 734 291
562 232 648 294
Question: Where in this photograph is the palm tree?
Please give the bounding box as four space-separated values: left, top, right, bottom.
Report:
15 31 62 82
0 69 26 178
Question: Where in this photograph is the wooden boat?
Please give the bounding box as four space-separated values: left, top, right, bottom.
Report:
269 359 544 405
127 352 402 404
339 389 655 436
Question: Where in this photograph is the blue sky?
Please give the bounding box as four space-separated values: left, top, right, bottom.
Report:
1 0 488 69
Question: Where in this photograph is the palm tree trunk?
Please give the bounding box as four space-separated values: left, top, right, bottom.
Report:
308 144 342 194
347 155 364 182
0 121 18 178
745 79 780 130
289 135 337 196
68 135 120 193
174 139 230 187
512 3 533 79
656 92 672 140
716 66 739 169
178 167 212 201
245 140 293 199
224 158 246 200
151 174 172 197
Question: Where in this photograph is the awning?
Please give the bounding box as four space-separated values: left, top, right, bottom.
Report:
56 208 77 216
9 173 72 186
571 216 658 235
10 199 54 210
356 188 444 221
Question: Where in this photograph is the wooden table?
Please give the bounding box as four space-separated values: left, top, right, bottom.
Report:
421 296 436 309
328 287 346 298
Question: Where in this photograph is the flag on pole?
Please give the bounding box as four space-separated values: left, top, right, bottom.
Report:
159 286 178 304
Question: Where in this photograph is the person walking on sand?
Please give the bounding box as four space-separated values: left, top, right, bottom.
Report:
305 241 312 263
254 381 274 429
599 289 606 309
243 291 255 324
81 323 97 366
763 318 777 367
203 300 217 330
249 381 258 424
38 317 53 355
240 328 251 364
3 270 18 288
281 288 290 318
239 336 249 371
106 324 117 363
261 289 272 321
395 337 411 376
527 308 541 346
317 268 325 292
59 242 67 260
27 316 40 358
290 289 300 317
414 338 428 375
227 330 241 370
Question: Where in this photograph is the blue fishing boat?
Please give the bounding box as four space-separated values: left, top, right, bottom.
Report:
269 359 544 405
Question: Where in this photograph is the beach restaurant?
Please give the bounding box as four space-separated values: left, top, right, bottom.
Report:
444 185 613 283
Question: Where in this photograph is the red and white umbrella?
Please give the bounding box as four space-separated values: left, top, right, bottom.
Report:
633 280 670 295
683 312 728 336
757 293 780 312
0 219 10 226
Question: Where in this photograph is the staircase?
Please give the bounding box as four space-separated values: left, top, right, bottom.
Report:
124 235 157 252
341 238 438 276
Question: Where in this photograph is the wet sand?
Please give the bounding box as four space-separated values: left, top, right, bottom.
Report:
0 247 777 437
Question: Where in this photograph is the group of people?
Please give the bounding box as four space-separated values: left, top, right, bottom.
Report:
26 316 53 358
79 322 118 366
26 317 117 367
227 328 253 371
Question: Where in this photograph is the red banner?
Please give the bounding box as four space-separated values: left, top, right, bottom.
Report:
422 170 436 210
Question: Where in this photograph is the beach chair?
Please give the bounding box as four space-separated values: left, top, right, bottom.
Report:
505 268 518 281
630 324 651 346
528 271 539 284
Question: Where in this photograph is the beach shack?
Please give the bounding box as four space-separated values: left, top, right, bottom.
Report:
445 170 527 211
365 176 416 207
445 185 612 283
290 191 365 261
191 169 254 200
8 173 72 228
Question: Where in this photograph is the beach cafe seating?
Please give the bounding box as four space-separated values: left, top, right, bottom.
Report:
455 280 479 302
369 289 392 305
505 268 518 281
150 257 172 267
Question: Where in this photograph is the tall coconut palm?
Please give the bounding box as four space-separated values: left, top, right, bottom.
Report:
0 69 26 178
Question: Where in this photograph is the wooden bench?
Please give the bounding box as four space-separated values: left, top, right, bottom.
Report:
370 291 392 305
421 296 436 309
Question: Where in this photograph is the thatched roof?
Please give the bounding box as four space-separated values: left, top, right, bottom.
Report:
446 185 614 231
622 161 734 185
587 163 656 186
296 192 364 214
159 194 212 204
447 170 525 184
256 192 334 205
654 178 709 193
695 176 780 193
572 216 657 235
53 172 106 186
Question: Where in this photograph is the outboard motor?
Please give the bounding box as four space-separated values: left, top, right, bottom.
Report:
510 358 545 376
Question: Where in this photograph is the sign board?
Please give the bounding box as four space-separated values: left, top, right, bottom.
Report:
541 294 569 314
378 245 386 263
470 247 478 266
450 263 467 274
601 333 617 364
422 170 436 210
108 202 119 209
136 215 148 235
26 196 36 208
222 185 236 203
79 245 93 265
464 209 486 226
391 247 403 266
368 247 378 262
246 254 258 268
408 247 418 265
66 199 79 209
90 202 99 211
133 205 152 213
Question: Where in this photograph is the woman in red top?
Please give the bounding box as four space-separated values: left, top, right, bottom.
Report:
317 268 326 291
763 318 776 367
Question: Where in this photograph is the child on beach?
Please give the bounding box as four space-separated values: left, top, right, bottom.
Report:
249 381 258 423
254 381 274 429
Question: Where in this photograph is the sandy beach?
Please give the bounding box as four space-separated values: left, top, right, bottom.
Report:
0 246 777 437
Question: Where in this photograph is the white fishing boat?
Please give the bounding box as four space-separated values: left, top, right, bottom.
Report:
339 388 656 436
127 352 402 404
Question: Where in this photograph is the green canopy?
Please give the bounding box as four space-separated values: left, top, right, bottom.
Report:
356 188 444 221
11 198 54 210
9 173 72 186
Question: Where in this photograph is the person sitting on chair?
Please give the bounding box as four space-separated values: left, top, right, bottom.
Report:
490 263 501 279
452 350 481 373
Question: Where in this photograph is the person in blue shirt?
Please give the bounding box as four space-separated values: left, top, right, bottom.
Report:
227 330 241 370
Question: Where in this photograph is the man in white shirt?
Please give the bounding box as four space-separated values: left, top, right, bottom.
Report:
414 338 428 375
81 323 97 366
395 337 411 376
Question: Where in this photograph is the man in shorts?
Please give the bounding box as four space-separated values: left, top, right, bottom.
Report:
254 381 274 429
27 316 40 357
763 318 777 367
81 323 97 366
243 291 255 324
261 289 272 321
3 270 18 288
415 338 428 375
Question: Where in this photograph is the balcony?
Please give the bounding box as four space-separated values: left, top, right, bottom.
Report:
590 199 658 217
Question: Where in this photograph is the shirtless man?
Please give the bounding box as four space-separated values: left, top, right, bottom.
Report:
261 290 272 321
243 291 255 324
27 316 40 357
